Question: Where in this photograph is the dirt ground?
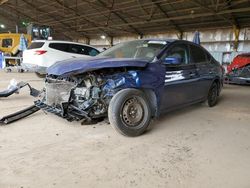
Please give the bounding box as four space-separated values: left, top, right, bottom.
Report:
0 71 250 188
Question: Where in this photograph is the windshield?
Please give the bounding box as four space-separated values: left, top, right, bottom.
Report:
98 40 167 61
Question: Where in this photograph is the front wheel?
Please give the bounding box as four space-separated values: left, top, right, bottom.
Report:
108 89 151 137
206 82 218 107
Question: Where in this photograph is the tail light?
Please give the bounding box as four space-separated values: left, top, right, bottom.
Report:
34 50 47 55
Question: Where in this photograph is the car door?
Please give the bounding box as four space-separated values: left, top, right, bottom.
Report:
47 42 72 67
159 43 200 112
189 44 214 99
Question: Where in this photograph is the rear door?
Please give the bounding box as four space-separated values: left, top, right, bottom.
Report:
47 42 74 66
159 43 201 112
189 44 213 98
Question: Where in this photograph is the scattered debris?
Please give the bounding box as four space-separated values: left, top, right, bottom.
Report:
0 79 40 98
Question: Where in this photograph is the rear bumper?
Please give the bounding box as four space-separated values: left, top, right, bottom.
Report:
22 63 47 74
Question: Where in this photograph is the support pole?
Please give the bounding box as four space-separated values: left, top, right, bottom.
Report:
86 37 90 45
233 25 240 51
15 24 18 33
109 36 113 46
177 31 183 40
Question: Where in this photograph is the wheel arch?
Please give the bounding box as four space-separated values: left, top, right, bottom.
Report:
212 77 222 95
140 88 158 118
113 87 158 118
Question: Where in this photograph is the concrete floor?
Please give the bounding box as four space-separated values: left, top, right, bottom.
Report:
0 71 250 188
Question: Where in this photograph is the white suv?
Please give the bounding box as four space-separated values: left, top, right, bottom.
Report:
23 40 100 75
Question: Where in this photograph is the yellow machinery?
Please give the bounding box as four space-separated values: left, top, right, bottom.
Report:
0 33 31 56
0 33 31 67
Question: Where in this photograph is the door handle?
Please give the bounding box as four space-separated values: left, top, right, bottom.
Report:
189 72 196 77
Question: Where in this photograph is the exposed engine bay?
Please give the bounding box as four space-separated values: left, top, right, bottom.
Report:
35 68 141 123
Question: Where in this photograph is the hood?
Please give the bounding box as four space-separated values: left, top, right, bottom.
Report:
47 57 149 76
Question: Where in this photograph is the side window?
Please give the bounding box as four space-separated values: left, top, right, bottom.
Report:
2 38 13 48
68 44 89 55
204 51 212 62
189 45 207 64
49 43 69 52
68 44 83 54
28 42 44 49
68 45 100 56
86 47 100 56
162 44 189 65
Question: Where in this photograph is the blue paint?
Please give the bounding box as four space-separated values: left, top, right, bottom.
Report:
46 39 223 117
47 57 149 76
0 52 3 69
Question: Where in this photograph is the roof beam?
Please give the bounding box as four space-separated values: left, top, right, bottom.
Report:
77 6 250 32
96 0 143 35
225 0 240 28
83 1 137 35
43 0 172 25
54 0 102 28
20 0 88 39
54 0 117 38
151 0 183 38
3 2 85 40
187 0 235 26
0 0 8 5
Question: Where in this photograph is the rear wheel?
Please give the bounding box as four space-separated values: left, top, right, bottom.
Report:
108 89 151 137
206 82 218 107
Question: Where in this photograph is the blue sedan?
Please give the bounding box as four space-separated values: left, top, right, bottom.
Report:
37 39 223 136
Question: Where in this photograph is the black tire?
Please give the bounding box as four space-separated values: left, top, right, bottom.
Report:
108 89 151 137
35 72 46 78
206 82 218 107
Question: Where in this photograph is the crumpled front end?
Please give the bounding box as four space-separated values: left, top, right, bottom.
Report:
35 70 141 122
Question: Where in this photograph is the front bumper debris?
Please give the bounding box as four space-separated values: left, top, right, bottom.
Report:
0 81 40 98
0 105 40 125
34 100 92 122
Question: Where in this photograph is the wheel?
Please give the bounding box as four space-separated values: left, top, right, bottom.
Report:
18 69 24 73
206 82 218 107
35 72 46 78
5 68 11 73
108 89 151 137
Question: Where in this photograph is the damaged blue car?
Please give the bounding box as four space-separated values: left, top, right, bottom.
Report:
35 39 223 136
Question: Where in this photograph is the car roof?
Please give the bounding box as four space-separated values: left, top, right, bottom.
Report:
237 53 250 57
133 38 176 43
128 39 199 45
31 40 99 50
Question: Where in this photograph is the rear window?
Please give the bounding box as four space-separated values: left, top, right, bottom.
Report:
28 42 44 49
49 43 69 52
86 47 100 56
2 38 13 48
68 44 100 56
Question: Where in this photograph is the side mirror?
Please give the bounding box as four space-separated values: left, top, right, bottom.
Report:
164 57 182 65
